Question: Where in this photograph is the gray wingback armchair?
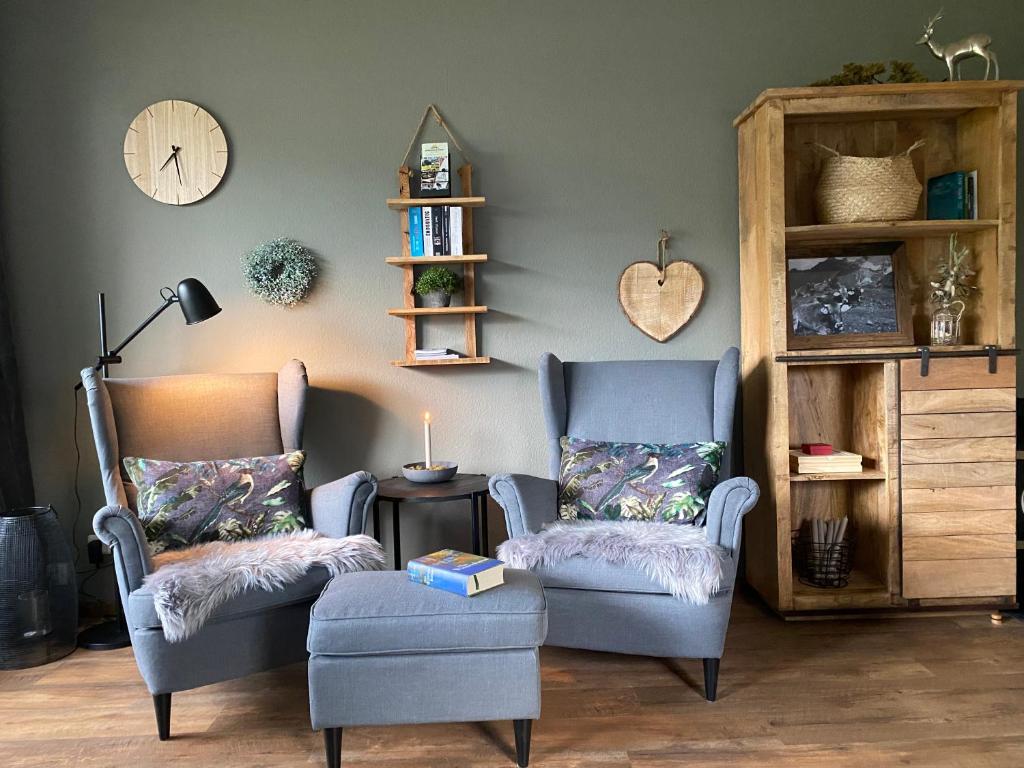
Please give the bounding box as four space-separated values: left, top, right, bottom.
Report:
488 348 759 701
82 360 377 740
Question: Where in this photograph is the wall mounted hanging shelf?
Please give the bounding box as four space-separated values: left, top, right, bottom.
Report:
387 106 491 368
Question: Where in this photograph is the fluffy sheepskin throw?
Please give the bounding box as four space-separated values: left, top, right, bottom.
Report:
146 530 385 642
497 520 725 604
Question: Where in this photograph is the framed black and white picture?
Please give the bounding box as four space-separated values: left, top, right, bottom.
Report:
785 241 913 350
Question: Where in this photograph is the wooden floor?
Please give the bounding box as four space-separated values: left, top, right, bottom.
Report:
3 594 1024 767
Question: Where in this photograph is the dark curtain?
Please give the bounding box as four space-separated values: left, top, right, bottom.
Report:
0 244 33 511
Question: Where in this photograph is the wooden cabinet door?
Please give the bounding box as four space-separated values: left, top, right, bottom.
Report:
899 357 1017 601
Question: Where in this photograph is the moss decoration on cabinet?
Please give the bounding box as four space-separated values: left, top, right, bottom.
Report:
386 165 490 367
735 81 1022 616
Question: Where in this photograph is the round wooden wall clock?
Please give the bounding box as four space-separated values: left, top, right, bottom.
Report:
123 99 228 205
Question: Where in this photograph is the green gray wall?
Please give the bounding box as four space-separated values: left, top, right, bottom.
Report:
2 0 1022 564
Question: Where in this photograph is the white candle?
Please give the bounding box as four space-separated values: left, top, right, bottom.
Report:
423 412 432 468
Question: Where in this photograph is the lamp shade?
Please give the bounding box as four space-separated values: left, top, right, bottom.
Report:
175 278 221 325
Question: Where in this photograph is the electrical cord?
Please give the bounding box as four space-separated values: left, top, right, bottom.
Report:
79 561 114 603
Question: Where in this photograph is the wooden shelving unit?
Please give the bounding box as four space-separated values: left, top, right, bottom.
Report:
785 219 998 243
736 81 1022 617
391 356 491 368
387 306 488 317
386 254 488 265
387 165 491 367
386 196 486 210
789 459 886 482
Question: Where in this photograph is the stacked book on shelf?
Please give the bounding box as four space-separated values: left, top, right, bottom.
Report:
789 443 863 474
408 549 505 597
414 348 460 361
927 170 978 220
408 206 464 256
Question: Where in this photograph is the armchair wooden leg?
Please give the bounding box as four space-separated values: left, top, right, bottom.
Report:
153 693 171 741
703 658 720 702
513 719 532 767
323 727 342 768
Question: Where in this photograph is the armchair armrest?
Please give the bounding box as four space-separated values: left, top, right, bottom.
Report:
309 471 378 538
93 505 154 597
489 474 559 538
704 477 760 553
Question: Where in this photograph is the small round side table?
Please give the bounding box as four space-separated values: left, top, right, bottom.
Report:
372 473 490 570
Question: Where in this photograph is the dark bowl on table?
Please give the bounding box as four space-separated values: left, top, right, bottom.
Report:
402 461 458 484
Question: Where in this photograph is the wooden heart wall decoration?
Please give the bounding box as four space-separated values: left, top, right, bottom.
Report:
618 231 704 342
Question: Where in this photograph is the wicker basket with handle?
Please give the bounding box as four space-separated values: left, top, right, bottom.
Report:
814 140 924 224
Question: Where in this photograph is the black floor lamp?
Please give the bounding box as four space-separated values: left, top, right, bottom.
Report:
76 278 220 650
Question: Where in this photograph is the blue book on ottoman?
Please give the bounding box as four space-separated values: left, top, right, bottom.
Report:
408 549 505 596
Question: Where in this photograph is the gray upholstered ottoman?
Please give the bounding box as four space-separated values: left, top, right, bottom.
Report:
307 569 547 767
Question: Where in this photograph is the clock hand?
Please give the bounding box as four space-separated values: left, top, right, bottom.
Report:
173 152 182 185
158 145 180 172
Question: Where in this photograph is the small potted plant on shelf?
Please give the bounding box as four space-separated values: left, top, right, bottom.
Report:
414 266 462 308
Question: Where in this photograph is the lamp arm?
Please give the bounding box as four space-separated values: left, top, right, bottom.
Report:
106 292 177 359
73 289 178 391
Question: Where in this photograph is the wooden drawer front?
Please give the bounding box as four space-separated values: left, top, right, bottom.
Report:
902 485 1016 514
902 461 1016 489
901 412 1014 440
900 357 1015 391
901 436 1015 464
903 534 1016 561
901 387 1016 414
903 558 1015 599
902 508 1015 537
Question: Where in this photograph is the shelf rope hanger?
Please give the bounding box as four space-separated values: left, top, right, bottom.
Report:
400 104 470 167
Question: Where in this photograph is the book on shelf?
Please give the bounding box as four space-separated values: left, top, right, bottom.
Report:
422 207 434 256
409 206 465 256
801 442 833 456
418 141 451 197
407 549 504 596
440 203 450 254
965 170 978 219
431 205 444 255
789 448 863 474
408 207 424 257
927 170 978 220
414 348 460 360
450 206 463 256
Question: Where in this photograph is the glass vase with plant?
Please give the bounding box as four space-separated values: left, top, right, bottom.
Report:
414 266 462 308
929 233 977 346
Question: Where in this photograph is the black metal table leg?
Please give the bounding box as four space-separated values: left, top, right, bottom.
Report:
392 500 401 569
372 499 380 539
470 495 481 555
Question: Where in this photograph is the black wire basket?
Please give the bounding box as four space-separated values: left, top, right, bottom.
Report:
794 530 855 589
0 506 78 669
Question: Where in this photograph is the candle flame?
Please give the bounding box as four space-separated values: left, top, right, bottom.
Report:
423 411 431 423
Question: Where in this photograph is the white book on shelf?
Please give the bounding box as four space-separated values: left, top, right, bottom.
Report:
450 207 463 255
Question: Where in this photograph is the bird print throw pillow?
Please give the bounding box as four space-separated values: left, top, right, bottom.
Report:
123 452 307 553
557 437 725 525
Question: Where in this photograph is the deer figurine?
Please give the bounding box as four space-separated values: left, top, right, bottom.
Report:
916 10 999 81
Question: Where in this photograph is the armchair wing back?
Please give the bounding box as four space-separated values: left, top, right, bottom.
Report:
538 347 739 479
81 359 307 510
80 359 378 741
489 347 757 703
